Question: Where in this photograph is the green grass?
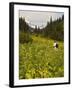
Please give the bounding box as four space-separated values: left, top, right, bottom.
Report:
19 35 64 79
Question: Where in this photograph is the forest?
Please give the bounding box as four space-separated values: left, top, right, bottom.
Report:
19 15 64 79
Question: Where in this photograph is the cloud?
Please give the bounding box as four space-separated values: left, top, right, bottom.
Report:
19 10 64 28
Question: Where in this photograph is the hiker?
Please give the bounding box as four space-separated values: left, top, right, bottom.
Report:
53 40 58 49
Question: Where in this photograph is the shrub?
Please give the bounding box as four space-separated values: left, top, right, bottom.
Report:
19 32 33 43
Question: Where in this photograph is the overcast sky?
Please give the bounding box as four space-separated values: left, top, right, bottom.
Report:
19 10 64 28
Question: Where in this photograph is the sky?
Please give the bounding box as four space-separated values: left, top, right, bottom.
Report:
19 10 64 28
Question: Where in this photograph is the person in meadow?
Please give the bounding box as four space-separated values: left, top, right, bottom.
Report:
53 40 58 49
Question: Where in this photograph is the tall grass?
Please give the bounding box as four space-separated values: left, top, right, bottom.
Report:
19 35 64 79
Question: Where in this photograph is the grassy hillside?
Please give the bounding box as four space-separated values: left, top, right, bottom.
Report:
19 35 64 79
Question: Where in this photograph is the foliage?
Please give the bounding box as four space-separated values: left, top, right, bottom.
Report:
19 15 64 41
19 36 64 79
19 15 64 79
19 18 29 32
44 15 64 41
19 32 33 43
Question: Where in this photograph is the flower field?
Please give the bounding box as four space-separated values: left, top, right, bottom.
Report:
19 35 64 79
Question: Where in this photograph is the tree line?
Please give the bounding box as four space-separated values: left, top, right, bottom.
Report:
19 15 64 43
